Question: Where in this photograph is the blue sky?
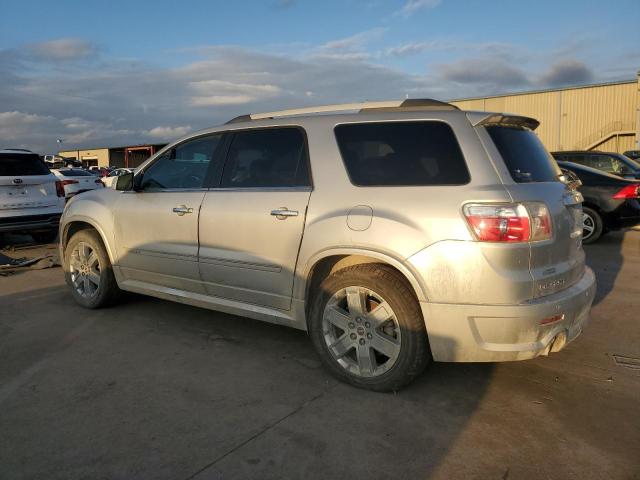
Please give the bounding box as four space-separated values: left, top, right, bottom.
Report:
1 0 638 152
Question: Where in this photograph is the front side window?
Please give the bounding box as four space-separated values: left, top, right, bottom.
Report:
334 121 470 186
140 135 221 190
221 128 310 188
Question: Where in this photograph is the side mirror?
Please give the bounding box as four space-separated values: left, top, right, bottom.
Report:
115 172 134 191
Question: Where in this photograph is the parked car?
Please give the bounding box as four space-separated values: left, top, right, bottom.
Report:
1 149 65 243
623 150 640 161
59 99 596 391
557 161 640 243
552 150 640 180
102 168 134 188
51 168 104 199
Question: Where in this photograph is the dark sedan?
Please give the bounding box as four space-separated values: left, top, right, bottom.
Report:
558 161 640 243
552 150 640 180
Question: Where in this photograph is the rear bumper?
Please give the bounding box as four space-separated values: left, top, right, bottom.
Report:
421 267 596 362
0 213 62 233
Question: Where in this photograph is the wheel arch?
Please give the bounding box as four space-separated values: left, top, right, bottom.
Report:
300 249 428 324
61 217 114 264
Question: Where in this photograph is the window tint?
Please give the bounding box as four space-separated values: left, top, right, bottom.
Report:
334 122 469 186
58 169 93 177
486 126 560 183
221 128 309 188
581 154 634 175
141 135 221 190
0 153 50 176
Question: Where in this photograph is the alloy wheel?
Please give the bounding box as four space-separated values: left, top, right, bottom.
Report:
582 212 595 241
322 286 402 378
69 241 101 298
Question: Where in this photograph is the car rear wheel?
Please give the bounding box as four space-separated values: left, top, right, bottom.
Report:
64 229 121 308
309 264 430 392
582 207 603 244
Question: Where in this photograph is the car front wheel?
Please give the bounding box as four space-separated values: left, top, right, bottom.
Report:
64 229 121 308
309 264 430 392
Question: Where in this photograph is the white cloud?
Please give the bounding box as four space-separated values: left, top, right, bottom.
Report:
146 126 192 139
189 79 281 106
319 28 387 52
397 0 441 17
27 38 97 61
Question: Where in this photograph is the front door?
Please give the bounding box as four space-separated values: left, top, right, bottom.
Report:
113 133 224 293
198 127 312 310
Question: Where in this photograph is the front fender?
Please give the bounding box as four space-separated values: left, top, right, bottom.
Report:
60 190 119 264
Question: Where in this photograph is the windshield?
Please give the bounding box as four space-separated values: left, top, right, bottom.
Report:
486 126 561 183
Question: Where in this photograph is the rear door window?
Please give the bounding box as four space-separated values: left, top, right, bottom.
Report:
0 153 51 176
334 121 469 186
486 126 560 183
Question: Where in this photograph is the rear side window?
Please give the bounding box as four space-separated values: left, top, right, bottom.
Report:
0 153 50 176
221 128 310 188
334 121 469 186
486 126 560 183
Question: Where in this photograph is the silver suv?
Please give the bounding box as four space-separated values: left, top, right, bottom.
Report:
59 99 596 391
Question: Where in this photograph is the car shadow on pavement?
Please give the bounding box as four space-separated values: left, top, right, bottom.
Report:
0 280 495 480
584 230 627 305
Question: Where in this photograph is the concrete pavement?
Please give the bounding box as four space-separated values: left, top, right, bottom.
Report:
1 232 639 479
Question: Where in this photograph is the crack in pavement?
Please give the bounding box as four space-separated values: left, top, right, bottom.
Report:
184 383 336 480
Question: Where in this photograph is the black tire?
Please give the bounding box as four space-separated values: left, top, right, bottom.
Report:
308 264 430 392
582 207 603 244
64 229 122 308
31 229 58 244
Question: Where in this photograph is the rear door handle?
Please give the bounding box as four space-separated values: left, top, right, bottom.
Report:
271 208 298 219
172 205 193 216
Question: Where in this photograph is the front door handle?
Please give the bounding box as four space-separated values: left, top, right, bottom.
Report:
271 208 298 219
172 205 194 216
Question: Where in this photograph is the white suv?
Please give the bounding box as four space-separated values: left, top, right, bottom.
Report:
1 149 65 243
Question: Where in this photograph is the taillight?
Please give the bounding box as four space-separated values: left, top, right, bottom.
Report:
463 202 552 243
55 180 65 197
612 184 640 199
60 179 79 186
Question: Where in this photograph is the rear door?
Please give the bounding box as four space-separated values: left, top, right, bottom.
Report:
198 127 312 310
482 125 584 299
0 152 61 217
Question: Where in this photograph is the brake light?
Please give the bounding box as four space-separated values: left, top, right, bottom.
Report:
60 179 79 186
612 184 640 199
55 180 65 197
463 202 552 243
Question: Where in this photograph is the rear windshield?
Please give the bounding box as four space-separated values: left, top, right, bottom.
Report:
58 169 93 177
486 126 560 183
0 153 51 176
335 121 470 186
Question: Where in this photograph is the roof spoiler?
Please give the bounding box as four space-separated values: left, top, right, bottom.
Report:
472 113 540 131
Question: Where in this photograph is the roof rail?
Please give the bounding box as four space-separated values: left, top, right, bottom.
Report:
225 98 459 124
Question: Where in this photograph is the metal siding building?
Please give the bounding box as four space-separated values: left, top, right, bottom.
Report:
450 74 639 154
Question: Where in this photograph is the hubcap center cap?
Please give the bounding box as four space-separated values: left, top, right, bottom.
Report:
356 326 366 336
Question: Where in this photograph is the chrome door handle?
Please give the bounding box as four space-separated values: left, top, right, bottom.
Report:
172 205 193 216
271 208 298 219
